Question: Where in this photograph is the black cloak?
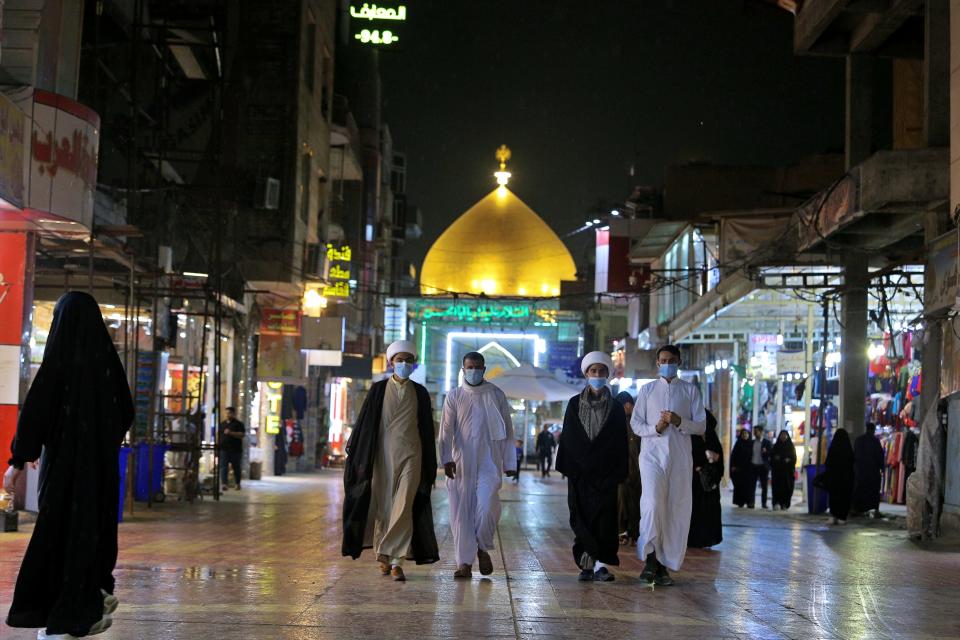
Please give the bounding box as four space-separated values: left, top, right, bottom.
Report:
852 431 885 512
825 428 855 520
688 410 723 548
555 393 629 567
729 433 754 507
770 431 797 509
6 292 134 635
341 378 439 564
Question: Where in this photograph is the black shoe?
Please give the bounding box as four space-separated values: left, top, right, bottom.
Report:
578 569 593 582
654 565 674 586
640 552 658 582
593 567 615 582
578 552 594 571
747 504 755 509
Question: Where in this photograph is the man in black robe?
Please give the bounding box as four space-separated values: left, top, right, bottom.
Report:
615 391 640 546
556 351 629 582
341 341 439 575
852 422 885 517
5 292 134 639
535 424 556 478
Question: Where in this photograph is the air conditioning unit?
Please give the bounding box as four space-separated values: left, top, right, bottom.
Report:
256 177 280 210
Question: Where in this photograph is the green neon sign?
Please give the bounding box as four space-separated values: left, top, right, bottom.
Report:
349 2 407 48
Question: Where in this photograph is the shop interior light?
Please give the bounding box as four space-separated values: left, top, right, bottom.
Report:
183 271 208 278
714 359 722 370
585 220 594 226
776 334 784 346
721 359 729 369
620 377 634 388
704 364 715 375
610 209 620 216
592 218 601 224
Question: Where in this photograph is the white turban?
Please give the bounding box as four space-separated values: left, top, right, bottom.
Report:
386 340 417 361
580 351 614 377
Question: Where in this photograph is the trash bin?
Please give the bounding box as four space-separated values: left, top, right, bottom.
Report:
118 446 131 522
249 461 262 480
805 464 830 514
134 443 168 502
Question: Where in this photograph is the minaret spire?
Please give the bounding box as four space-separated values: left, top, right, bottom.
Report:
494 144 512 187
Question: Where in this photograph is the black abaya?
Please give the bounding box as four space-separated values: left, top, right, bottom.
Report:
770 432 797 509
6 292 134 636
688 410 723 548
825 429 855 520
555 393 629 567
730 436 754 507
852 432 885 512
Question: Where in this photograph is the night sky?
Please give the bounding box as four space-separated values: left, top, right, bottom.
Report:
379 0 845 266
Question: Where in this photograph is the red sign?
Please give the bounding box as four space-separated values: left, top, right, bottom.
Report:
260 308 302 336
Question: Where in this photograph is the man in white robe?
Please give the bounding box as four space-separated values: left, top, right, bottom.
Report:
440 352 517 578
631 344 706 586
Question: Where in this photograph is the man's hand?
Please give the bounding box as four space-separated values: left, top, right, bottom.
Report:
655 419 669 435
661 410 682 426
444 462 456 479
3 466 22 494
505 470 517 478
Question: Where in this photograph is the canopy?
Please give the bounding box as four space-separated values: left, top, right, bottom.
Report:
488 363 582 402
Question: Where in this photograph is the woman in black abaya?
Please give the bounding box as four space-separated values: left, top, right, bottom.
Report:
688 410 723 549
770 430 797 510
825 428 855 525
729 429 754 507
4 292 134 638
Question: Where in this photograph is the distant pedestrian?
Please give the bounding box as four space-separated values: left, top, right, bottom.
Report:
219 407 245 491
688 409 723 549
440 352 517 579
4 292 134 639
632 345 706 586
615 391 640 546
341 340 439 581
852 422 885 518
750 426 773 509
274 424 288 476
770 430 797 510
514 439 523 483
556 352 629 582
535 424 556 478
730 429 754 507
824 428 855 525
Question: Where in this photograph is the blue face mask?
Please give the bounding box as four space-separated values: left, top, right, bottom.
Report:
463 368 484 386
659 363 679 379
393 362 414 380
587 377 607 391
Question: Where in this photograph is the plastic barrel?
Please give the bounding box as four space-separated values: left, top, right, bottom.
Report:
805 464 830 514
118 446 131 522
134 443 168 502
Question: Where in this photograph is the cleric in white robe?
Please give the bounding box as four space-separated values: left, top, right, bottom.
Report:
631 344 706 585
439 351 517 579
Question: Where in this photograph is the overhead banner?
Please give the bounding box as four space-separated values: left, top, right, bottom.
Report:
720 215 793 267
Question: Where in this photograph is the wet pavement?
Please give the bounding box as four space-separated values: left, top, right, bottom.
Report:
1 469 958 639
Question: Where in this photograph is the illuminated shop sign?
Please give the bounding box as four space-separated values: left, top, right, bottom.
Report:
324 244 352 298
414 302 560 327
260 308 301 336
349 1 407 48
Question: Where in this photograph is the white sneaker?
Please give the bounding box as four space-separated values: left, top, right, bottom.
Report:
101 589 119 615
37 632 77 640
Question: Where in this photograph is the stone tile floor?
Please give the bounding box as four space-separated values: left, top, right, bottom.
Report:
1 469 957 639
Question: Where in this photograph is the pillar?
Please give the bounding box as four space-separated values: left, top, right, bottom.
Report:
925 0 950 148
839 254 869 439
0 232 36 487
845 54 875 171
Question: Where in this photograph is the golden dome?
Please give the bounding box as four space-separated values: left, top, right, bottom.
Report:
420 186 577 297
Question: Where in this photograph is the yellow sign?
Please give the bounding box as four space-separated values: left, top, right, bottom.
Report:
326 244 352 262
323 281 350 298
330 265 351 280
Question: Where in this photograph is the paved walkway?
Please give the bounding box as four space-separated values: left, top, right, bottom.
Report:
1 470 957 639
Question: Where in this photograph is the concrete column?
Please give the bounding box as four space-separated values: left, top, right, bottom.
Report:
925 0 950 147
846 54 875 171
839 254 869 439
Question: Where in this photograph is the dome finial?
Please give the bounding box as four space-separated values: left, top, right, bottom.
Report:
494 144 512 186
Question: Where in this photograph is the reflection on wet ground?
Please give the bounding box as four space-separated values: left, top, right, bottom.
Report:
2 470 958 639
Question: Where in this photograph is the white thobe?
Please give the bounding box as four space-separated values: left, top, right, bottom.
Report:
631 377 706 571
440 381 516 566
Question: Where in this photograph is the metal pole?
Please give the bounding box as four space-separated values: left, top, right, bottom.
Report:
812 295 831 511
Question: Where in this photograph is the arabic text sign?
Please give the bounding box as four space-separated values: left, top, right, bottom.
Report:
260 308 302 336
926 230 959 314
26 90 100 229
349 1 407 48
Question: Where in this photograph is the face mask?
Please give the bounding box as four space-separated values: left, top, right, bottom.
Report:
587 377 607 391
659 363 679 379
393 362 414 380
463 369 484 386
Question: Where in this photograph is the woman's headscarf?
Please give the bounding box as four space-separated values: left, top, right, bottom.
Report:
825 428 854 469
